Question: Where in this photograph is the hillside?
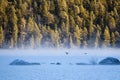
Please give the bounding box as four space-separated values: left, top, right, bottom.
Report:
0 0 120 48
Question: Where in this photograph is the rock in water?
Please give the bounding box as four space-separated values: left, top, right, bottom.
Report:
10 59 40 65
31 63 40 65
56 62 61 65
76 63 88 65
99 57 120 65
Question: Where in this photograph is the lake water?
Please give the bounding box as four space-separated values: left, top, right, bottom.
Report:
0 49 120 80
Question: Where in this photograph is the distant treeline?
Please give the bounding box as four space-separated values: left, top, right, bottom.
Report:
0 0 120 48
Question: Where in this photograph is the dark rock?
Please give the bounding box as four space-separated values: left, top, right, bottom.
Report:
50 62 61 65
76 63 88 65
9 59 40 65
99 57 120 65
84 53 88 55
56 62 61 65
65 52 69 55
31 63 40 65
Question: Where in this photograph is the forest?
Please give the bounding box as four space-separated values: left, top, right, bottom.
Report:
0 0 120 49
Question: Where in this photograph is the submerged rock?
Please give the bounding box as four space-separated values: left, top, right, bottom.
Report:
30 63 40 65
50 62 61 65
50 63 55 65
9 59 40 65
76 63 88 65
99 57 120 65
56 62 61 65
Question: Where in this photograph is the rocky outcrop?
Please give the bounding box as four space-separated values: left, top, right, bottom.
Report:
9 59 40 65
99 57 120 65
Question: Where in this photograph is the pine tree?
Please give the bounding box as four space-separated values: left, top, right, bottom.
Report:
83 40 88 48
59 0 67 12
74 5 80 15
69 16 75 33
19 3 27 16
59 11 68 21
95 30 100 48
99 1 105 16
74 0 81 5
27 17 34 33
114 31 120 47
103 26 110 47
46 12 54 24
9 6 18 48
83 27 88 48
50 29 55 47
33 1 38 13
0 26 4 48
18 18 26 48
75 16 82 26
10 6 18 24
42 0 49 16
69 34 73 48
30 35 34 48
89 12 94 37
13 24 18 48
73 25 82 47
34 22 42 48
54 29 60 48
108 16 116 30
10 38 14 48
111 32 115 47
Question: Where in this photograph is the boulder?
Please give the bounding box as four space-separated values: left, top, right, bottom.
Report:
99 57 120 65
10 59 40 65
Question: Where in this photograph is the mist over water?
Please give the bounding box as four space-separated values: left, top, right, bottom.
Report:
0 48 120 64
0 48 120 56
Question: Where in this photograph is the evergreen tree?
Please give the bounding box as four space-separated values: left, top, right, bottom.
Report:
73 25 82 47
103 26 110 47
114 31 120 47
54 29 59 48
95 30 100 48
108 16 116 30
59 0 67 12
111 32 115 47
83 27 88 48
10 38 14 48
27 17 34 34
69 34 73 48
0 26 4 48
34 22 42 48
9 6 18 48
30 35 35 48
13 24 18 48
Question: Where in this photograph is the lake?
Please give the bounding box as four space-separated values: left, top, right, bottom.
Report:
0 49 120 80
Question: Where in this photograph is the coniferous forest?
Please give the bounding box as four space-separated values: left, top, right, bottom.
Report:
0 0 120 49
